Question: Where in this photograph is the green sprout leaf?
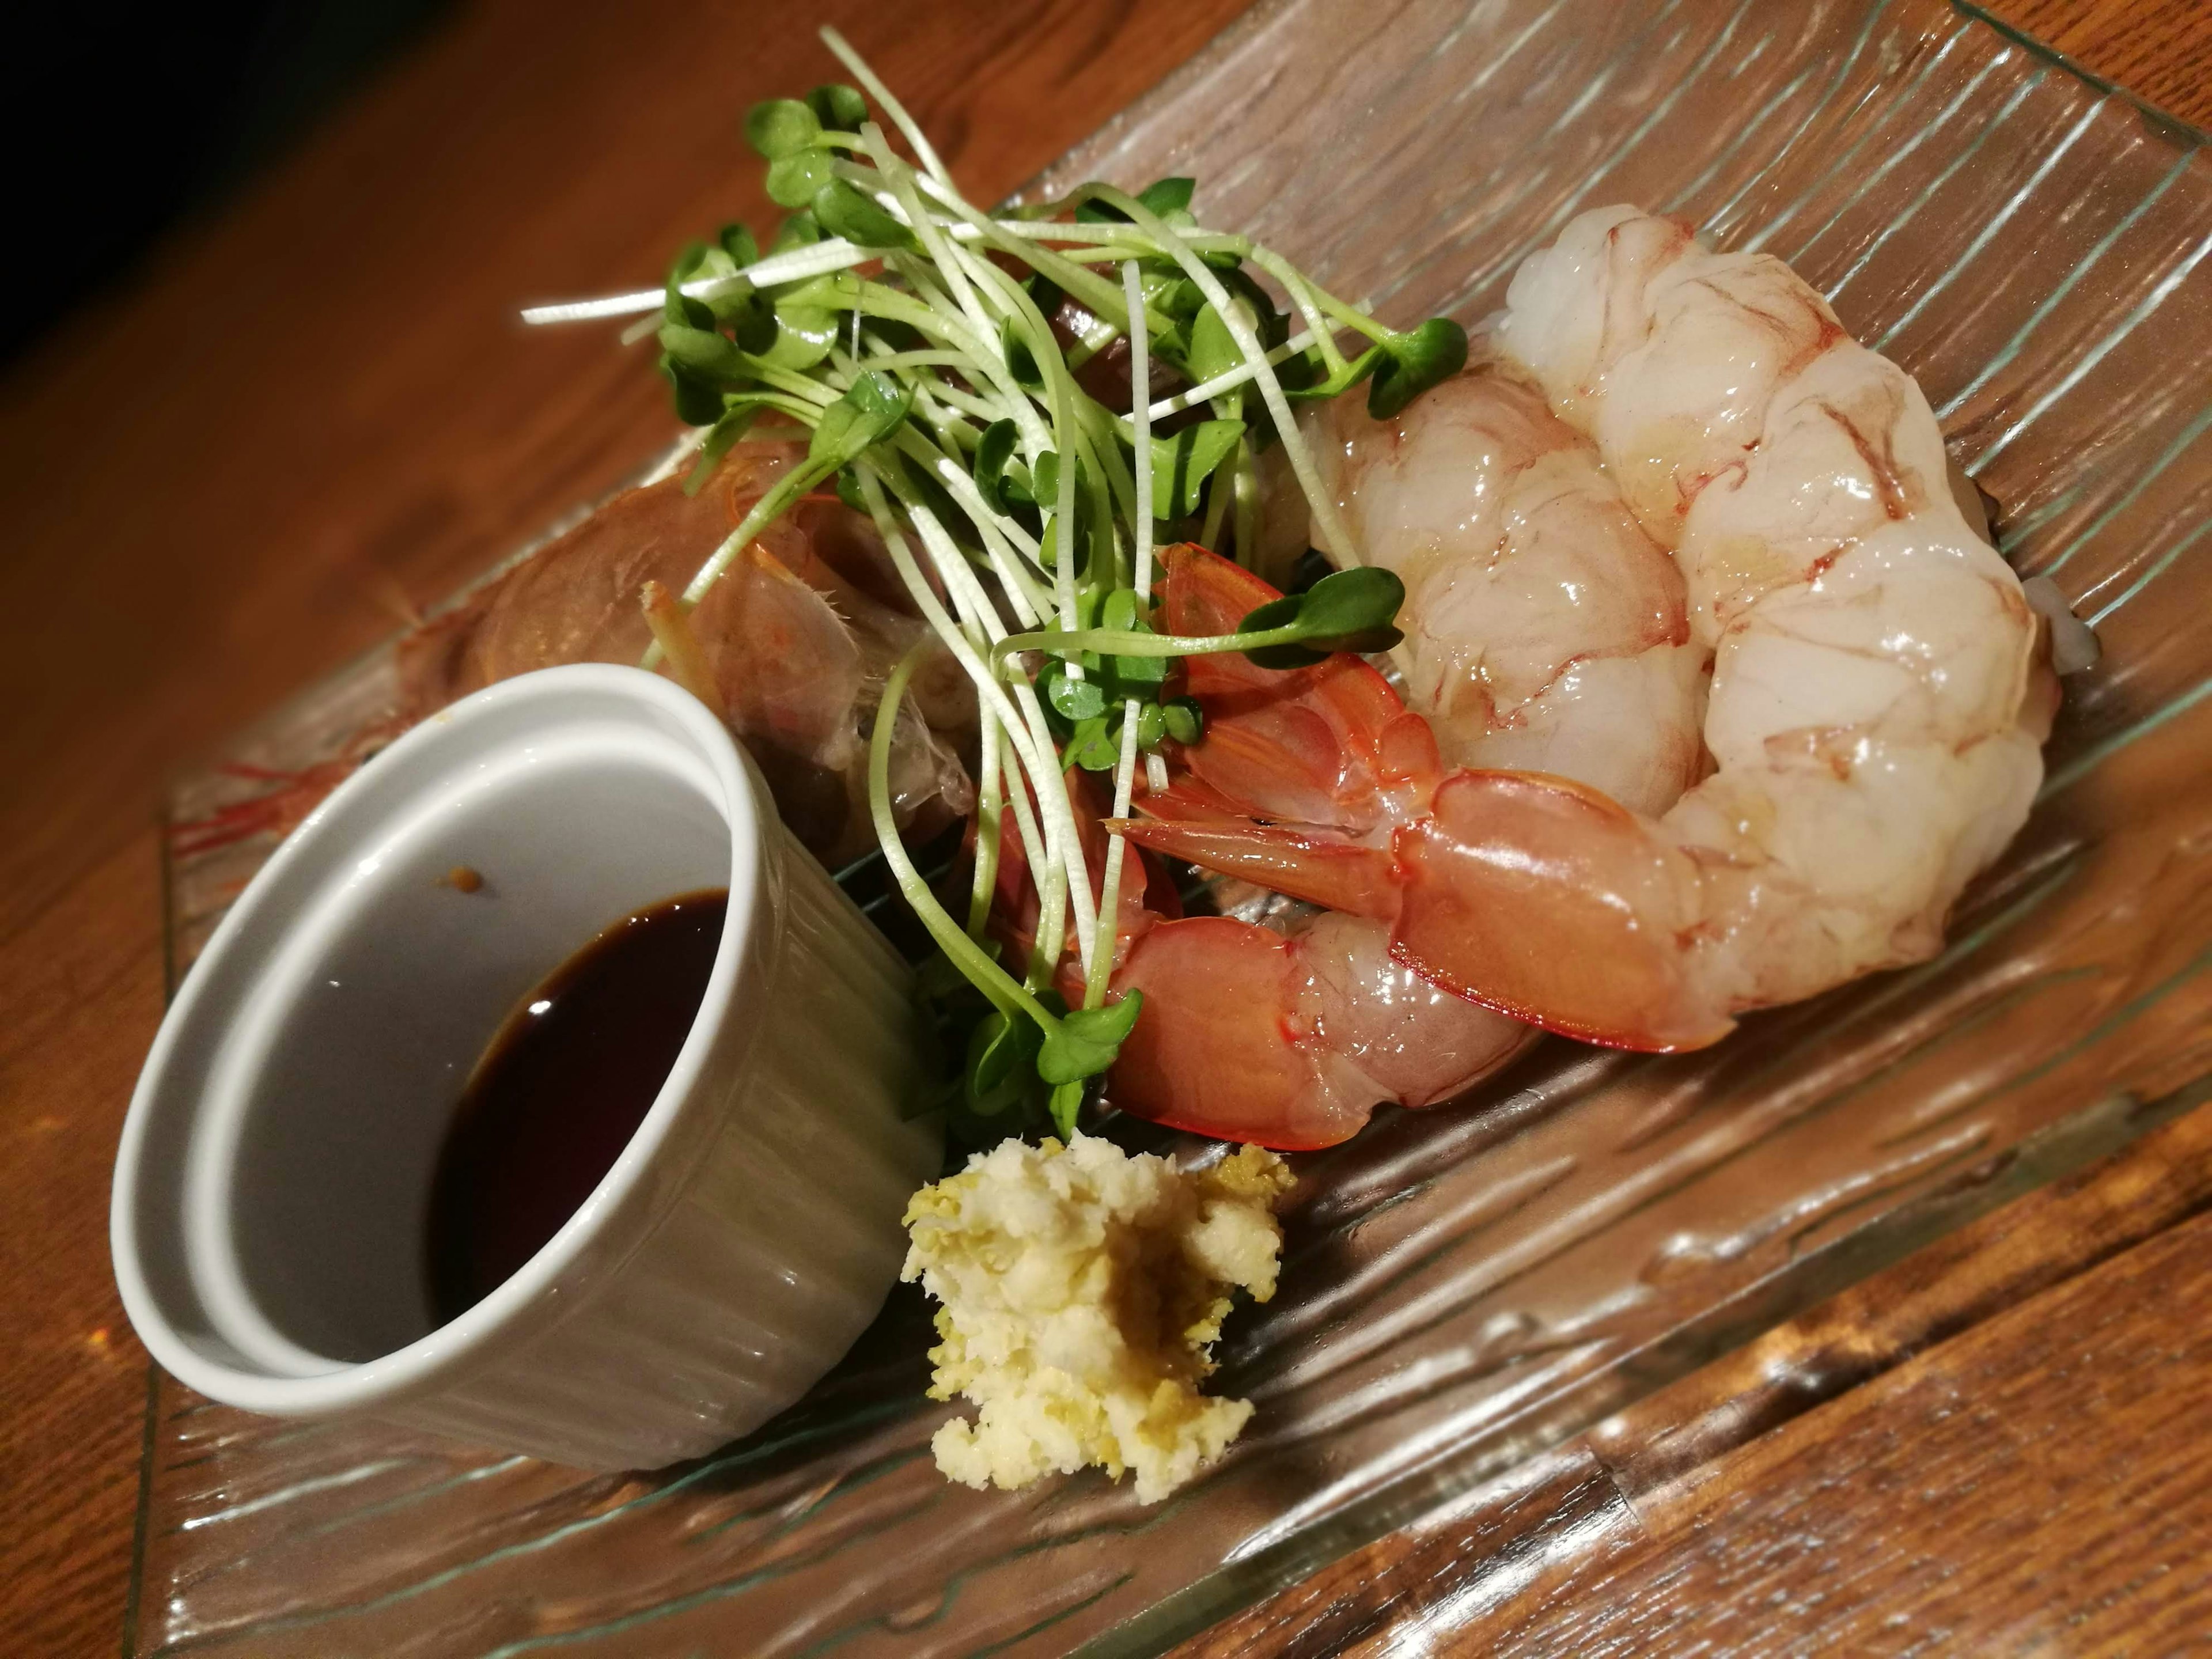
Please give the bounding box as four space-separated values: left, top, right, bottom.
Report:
1001 317 1044 391
766 149 836 209
771 210 822 252
1063 714 1119 772
664 243 717 327
812 179 916 250
1098 589 1144 632
1109 652 1168 694
718 223 759 267
745 99 821 160
1138 176 1195 215
1149 419 1244 518
760 304 840 372
805 83 869 131
809 370 914 468
1238 565 1406 668
1282 343 1382 403
1366 317 1468 419
717 284 778 354
1036 991 1145 1085
1077 176 1195 223
658 322 747 381
1161 696 1203 745
1299 564 1406 645
1044 662 1107 722
658 354 726 426
1187 302 1245 389
965 1010 1043 1116
1095 590 1168 692
973 419 1021 514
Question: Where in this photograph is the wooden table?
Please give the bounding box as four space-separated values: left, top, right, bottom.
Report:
1 2 2203 1652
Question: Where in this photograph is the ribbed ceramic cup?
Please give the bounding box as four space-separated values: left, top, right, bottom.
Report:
112 665 940 1471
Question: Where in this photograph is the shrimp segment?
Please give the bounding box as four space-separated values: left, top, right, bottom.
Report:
1130 213 2054 1052
1305 362 1706 816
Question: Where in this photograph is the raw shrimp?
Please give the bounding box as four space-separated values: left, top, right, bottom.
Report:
987 548 1531 1152
1304 359 1706 817
1123 210 2054 1052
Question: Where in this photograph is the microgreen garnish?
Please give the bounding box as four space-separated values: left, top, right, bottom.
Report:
1365 317 1469 419
532 28 1459 1145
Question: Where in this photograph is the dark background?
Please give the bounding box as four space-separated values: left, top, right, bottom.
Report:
4 2 454 368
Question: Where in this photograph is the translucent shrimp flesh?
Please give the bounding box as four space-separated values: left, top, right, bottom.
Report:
1304 358 1707 817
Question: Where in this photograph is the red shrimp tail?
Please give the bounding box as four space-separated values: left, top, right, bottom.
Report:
1111 813 1400 921
1112 916 1376 1149
1158 545 1441 836
1387 770 1733 1052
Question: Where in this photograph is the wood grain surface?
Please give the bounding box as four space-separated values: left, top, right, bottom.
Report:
1177 1098 2212 1654
0 3 2203 1655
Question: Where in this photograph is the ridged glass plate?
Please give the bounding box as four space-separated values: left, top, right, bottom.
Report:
131 0 2212 1652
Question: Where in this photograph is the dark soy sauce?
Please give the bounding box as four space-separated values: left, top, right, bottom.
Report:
426 888 728 1325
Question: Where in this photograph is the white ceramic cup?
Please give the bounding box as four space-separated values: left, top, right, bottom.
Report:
112 665 940 1471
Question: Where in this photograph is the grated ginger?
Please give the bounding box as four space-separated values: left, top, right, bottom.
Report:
900 1134 1294 1503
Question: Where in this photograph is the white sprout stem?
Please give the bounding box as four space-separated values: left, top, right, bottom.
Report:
869 647 1049 1025
522 240 870 324
889 427 1052 622
994 724 1048 915
677 456 820 609
852 463 1098 974
996 727 1066 990
843 347 972 374
908 498 1103 970
637 426 709 486
925 379 1013 424
518 222 1246 329
855 140 999 355
1084 707 1143 1009
1247 248 1351 375
1071 400 1138 539
1090 184 1358 562
967 707 1004 937
874 235 1054 456
1123 259 1155 597
821 25 954 188
1080 256 1160 1012
848 465 1053 782
900 168 1170 351
950 248 1085 626
1124 331 1315 426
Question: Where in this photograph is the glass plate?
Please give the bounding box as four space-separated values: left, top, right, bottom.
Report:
130 0 2212 1652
